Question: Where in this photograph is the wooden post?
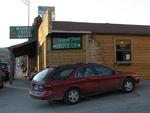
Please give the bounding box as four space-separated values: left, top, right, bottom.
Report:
9 49 15 84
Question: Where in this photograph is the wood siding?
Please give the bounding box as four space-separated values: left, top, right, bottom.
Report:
94 35 150 79
37 9 52 71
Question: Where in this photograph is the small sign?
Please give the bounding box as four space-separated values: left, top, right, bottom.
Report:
126 54 130 60
10 26 32 39
52 36 82 50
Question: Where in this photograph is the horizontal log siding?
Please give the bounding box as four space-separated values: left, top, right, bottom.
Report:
94 35 150 79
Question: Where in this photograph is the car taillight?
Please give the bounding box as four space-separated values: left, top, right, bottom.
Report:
33 85 44 92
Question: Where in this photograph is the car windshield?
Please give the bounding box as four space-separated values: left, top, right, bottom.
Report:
33 68 54 81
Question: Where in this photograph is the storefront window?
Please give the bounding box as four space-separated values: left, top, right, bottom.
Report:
116 40 131 64
52 35 82 50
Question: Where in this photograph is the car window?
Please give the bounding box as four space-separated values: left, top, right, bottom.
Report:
94 65 113 76
76 67 95 78
33 68 53 81
52 68 74 80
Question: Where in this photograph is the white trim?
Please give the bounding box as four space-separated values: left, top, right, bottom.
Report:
52 30 92 34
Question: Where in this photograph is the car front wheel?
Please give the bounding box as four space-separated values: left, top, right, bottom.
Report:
64 89 80 105
121 78 134 93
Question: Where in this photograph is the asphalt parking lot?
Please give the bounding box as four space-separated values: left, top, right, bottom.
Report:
0 80 150 113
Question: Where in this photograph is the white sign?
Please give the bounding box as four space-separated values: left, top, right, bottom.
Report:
126 54 130 60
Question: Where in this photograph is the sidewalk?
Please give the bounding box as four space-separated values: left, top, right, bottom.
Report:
6 79 31 91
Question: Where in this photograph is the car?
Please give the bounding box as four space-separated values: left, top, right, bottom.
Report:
29 63 140 104
0 62 9 81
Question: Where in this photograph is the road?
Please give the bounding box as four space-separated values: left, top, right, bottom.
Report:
0 80 150 113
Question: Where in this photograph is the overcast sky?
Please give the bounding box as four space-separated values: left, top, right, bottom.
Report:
0 0 150 47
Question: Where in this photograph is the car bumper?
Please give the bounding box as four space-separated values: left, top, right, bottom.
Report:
29 90 63 101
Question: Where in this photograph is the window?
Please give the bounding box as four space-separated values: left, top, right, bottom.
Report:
116 40 131 64
51 35 82 50
94 65 113 76
76 67 95 78
33 68 53 81
52 69 74 80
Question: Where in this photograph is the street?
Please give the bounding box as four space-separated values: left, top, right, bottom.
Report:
0 80 150 113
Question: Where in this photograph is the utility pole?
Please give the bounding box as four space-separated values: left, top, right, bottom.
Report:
20 0 30 28
20 0 30 78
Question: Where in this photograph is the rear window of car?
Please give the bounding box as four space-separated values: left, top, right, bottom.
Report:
52 68 74 80
33 68 54 81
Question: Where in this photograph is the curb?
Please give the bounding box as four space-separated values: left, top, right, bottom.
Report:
5 84 31 91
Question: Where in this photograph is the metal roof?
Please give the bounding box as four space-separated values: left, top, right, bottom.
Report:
52 21 150 35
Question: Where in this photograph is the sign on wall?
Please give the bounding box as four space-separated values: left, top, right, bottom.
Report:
38 6 55 20
52 36 82 50
10 26 32 39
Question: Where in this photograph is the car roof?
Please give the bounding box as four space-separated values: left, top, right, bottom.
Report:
51 63 102 70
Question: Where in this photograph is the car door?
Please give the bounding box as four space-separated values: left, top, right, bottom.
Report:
94 65 122 92
75 66 99 96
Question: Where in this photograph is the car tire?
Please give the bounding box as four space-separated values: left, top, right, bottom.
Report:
121 78 134 93
64 89 80 105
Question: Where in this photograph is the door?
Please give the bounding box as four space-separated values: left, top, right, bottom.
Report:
94 65 122 92
75 66 99 96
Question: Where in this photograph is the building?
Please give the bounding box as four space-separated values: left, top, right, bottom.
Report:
37 9 150 80
9 8 150 82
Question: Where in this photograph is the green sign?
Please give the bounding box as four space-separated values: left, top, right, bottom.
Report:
10 26 32 39
52 36 82 50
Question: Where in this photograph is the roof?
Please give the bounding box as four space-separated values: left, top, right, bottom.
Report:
52 21 150 35
9 40 37 57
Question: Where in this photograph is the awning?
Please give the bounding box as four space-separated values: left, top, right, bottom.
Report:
9 40 37 57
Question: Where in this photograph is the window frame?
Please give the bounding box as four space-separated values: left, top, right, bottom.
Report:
51 68 74 80
93 65 113 76
75 66 96 79
114 39 132 65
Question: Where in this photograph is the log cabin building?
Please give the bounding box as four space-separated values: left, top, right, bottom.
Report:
37 9 150 80
9 9 150 82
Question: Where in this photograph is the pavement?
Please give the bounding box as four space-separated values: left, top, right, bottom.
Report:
5 79 31 91
1 79 150 113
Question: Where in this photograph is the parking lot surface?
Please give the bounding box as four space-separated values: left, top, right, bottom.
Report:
0 80 150 113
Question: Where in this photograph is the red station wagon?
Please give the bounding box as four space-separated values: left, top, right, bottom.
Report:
29 63 140 104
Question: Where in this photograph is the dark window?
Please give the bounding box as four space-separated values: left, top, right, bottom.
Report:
51 35 82 50
52 69 74 80
116 40 131 63
94 65 113 76
76 67 95 78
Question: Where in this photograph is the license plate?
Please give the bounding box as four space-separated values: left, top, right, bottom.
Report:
34 85 39 90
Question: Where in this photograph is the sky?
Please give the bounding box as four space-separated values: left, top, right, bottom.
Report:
0 0 150 47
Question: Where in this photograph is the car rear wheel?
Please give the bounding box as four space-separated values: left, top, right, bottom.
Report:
122 78 134 93
64 89 80 105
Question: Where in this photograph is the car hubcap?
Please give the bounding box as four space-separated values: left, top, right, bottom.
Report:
68 90 79 103
125 81 133 91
